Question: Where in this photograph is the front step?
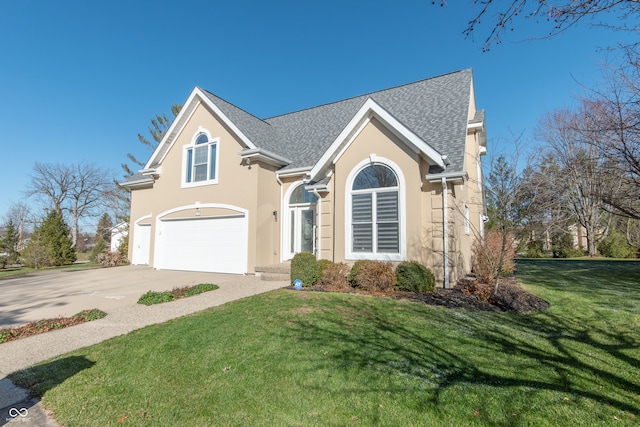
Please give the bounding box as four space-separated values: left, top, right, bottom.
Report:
255 263 290 282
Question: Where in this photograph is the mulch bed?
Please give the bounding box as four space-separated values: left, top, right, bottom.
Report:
0 309 107 344
296 277 550 313
398 277 550 312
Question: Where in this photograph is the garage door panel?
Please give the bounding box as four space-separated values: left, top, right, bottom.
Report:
156 216 248 274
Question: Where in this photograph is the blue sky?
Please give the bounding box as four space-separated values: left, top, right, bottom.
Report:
0 0 632 224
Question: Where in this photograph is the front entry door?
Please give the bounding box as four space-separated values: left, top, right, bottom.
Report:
289 206 315 257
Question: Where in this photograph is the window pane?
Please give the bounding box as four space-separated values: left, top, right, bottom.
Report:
352 194 372 222
376 191 398 222
209 143 217 179
194 146 208 164
194 164 208 182
353 164 398 190
289 185 317 204
186 149 193 183
353 224 372 252
377 223 399 253
196 134 209 145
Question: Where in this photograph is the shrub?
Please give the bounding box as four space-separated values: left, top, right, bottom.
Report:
94 250 129 267
395 261 436 293
317 259 332 277
318 262 351 292
89 239 108 262
352 261 396 293
598 230 637 259
290 252 320 287
21 239 51 269
460 279 493 303
524 239 547 258
347 260 372 286
551 231 585 258
472 229 516 284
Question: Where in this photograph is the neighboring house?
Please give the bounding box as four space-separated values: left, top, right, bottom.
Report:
121 69 487 287
110 222 128 253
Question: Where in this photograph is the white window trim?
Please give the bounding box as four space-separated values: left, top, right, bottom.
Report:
283 181 318 260
345 157 406 261
181 128 220 188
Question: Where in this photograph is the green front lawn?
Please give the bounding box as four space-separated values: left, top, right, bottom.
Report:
11 260 640 426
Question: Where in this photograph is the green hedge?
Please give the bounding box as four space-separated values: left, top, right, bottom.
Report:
395 261 436 293
291 252 320 287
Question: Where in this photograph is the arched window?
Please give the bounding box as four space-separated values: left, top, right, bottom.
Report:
349 163 400 256
184 130 218 185
289 184 318 205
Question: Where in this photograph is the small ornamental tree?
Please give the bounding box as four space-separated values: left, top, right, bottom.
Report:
28 210 76 267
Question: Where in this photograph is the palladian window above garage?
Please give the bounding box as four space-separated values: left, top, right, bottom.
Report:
183 129 219 186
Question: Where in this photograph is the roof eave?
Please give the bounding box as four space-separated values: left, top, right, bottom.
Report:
239 148 291 168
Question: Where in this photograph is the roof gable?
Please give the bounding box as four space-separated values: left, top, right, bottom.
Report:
134 69 475 180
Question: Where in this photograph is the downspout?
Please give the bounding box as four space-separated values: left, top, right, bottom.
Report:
312 188 322 260
441 177 449 289
276 174 284 263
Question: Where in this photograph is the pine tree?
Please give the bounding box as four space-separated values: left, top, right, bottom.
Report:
27 211 76 267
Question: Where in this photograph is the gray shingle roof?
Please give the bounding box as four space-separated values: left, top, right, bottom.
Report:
124 69 475 187
203 69 473 173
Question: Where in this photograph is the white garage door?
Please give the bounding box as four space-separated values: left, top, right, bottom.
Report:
155 215 248 274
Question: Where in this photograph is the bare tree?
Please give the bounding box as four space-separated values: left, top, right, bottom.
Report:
26 162 116 247
582 63 640 219
435 0 640 51
536 101 623 255
25 162 74 215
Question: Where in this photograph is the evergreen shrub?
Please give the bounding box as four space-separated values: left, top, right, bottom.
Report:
395 261 436 293
290 252 320 287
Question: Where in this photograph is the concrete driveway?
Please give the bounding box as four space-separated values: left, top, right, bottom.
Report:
0 265 277 329
0 265 288 426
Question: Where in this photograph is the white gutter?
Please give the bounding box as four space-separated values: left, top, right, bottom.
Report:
276 167 312 178
441 177 449 289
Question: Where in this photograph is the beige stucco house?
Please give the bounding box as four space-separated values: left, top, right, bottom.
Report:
122 69 487 287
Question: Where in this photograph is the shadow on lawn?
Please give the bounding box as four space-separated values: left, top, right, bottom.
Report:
9 356 95 397
286 291 640 419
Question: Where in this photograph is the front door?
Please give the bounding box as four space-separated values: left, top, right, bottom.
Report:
289 206 315 258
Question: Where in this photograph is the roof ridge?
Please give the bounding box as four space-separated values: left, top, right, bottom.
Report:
197 86 272 127
263 68 471 121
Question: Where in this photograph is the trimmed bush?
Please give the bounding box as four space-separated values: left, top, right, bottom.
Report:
318 261 351 292
352 261 396 293
290 252 320 287
347 260 372 286
395 261 436 293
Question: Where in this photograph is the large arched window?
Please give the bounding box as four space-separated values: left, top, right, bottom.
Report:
349 163 400 257
183 129 219 186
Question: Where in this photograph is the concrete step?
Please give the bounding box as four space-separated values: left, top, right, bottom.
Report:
255 264 291 275
259 272 290 282
255 263 291 281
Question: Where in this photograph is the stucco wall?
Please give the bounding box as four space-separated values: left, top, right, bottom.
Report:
127 101 275 273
